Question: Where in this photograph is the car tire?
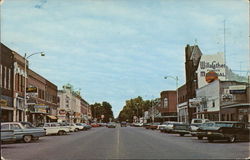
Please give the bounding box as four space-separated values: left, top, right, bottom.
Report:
180 134 185 136
23 135 32 143
197 136 203 140
58 130 64 136
75 128 79 132
228 135 236 143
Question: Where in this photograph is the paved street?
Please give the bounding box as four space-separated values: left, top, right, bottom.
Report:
2 126 250 160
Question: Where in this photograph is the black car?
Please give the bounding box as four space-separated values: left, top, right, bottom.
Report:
196 121 249 143
120 121 127 127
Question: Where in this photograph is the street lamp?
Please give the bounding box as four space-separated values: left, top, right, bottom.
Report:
164 76 179 122
24 52 45 121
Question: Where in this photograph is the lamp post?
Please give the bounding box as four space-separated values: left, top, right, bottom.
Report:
24 52 45 122
164 76 179 122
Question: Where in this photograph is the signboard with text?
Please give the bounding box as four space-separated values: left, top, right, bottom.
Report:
197 52 226 88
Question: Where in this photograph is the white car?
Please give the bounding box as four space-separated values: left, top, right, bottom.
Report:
69 123 84 131
39 123 70 135
190 119 210 136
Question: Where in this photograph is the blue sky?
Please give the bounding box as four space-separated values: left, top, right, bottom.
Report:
1 0 249 117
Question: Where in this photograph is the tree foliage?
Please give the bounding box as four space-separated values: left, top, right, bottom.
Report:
118 96 154 123
90 101 114 123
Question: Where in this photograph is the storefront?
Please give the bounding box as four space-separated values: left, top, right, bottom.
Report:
0 97 14 122
221 103 250 122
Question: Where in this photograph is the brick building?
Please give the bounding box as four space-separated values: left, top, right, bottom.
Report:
0 44 14 122
184 44 202 123
158 91 177 121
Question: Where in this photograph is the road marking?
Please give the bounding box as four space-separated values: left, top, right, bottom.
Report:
116 126 120 158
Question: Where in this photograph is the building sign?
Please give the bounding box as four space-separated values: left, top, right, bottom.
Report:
26 87 38 93
197 52 226 88
229 85 246 94
0 99 7 106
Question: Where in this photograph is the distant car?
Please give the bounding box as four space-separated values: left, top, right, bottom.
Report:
145 123 152 129
58 122 76 132
1 122 46 143
38 123 70 135
1 129 16 143
106 122 116 128
148 122 161 130
172 123 190 136
91 123 100 127
134 123 143 127
158 121 176 131
76 123 92 130
196 121 250 142
120 121 127 127
161 122 182 133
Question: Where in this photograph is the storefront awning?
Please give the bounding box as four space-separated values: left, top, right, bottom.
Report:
221 103 250 109
47 115 57 119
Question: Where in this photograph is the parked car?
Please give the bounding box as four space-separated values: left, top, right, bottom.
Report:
172 123 190 136
120 121 127 127
161 122 181 133
191 118 210 124
196 121 250 143
145 123 152 129
106 122 116 128
1 122 46 143
58 122 76 132
148 122 161 130
1 129 16 143
158 121 176 131
134 123 143 127
69 123 84 131
190 119 210 136
38 123 70 135
91 123 100 127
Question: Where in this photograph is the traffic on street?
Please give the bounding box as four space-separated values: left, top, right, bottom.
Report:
1 123 249 160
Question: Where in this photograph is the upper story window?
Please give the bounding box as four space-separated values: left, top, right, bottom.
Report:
4 66 7 89
8 68 11 90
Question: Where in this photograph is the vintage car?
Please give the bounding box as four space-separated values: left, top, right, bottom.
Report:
106 122 116 128
148 122 161 130
120 121 127 127
38 123 70 135
91 123 100 127
76 123 92 130
172 123 190 136
161 122 182 133
1 129 16 143
196 121 249 143
1 122 46 143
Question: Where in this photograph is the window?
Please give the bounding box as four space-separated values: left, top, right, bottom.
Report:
212 100 215 107
4 66 7 88
44 123 50 127
8 68 11 90
0 65 2 87
1 124 9 130
10 124 21 130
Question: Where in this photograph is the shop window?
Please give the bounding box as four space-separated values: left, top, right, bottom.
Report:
227 114 230 121
231 114 235 121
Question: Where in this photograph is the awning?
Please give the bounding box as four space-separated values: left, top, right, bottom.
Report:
221 103 250 109
47 115 57 120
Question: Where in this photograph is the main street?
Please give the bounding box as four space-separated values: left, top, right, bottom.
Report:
2 126 249 159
